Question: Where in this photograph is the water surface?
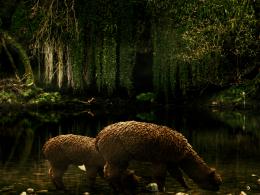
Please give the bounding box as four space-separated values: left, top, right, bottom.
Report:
0 106 260 194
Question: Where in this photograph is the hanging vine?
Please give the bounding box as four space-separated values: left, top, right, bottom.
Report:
32 0 80 89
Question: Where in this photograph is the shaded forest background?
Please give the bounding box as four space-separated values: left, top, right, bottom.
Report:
0 0 259 104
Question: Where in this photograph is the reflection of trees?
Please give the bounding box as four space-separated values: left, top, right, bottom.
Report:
185 110 260 160
0 119 34 167
191 128 260 159
164 107 260 161
0 110 101 166
211 111 260 135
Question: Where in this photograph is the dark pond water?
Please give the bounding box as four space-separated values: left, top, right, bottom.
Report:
0 105 260 195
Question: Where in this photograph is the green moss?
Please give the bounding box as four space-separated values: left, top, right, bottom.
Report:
0 78 62 105
71 36 84 91
1 32 34 85
119 42 135 93
136 92 155 103
29 92 61 104
0 91 17 104
152 19 183 99
102 36 117 95
93 31 118 95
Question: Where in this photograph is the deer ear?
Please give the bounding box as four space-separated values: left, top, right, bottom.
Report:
210 168 216 175
129 170 135 174
209 168 217 180
209 168 222 184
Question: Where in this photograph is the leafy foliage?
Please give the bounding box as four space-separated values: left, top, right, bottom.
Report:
1 0 258 102
150 0 257 100
136 92 155 102
0 78 60 104
209 76 260 108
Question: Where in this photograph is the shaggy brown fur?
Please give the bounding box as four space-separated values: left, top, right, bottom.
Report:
43 134 105 190
96 121 222 192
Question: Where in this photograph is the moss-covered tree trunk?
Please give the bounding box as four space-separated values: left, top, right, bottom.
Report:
0 31 34 85
0 0 34 85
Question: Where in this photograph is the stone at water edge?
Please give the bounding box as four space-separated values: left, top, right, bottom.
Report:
26 188 34 194
78 164 86 171
175 192 189 195
146 183 159 192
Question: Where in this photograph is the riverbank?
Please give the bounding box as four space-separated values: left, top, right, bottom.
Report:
0 76 259 114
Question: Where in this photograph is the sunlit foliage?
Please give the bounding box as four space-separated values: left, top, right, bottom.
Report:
3 0 257 101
